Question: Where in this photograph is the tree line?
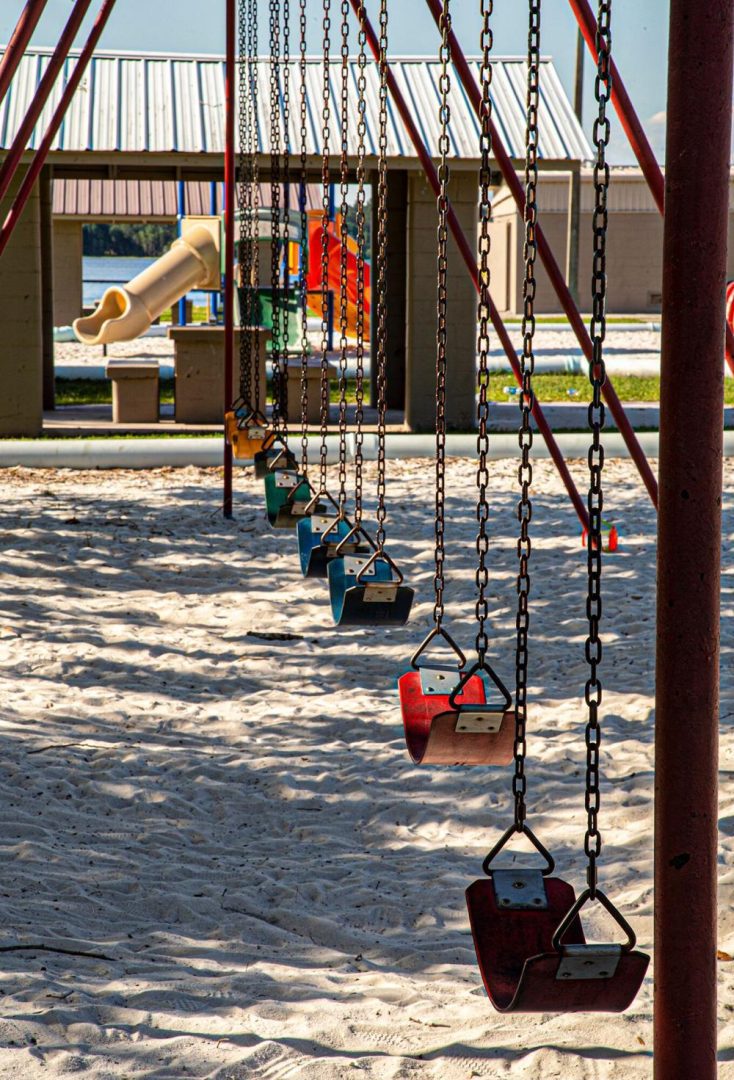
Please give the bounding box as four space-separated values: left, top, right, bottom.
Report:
83 223 178 258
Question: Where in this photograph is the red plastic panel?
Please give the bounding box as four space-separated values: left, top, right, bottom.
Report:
398 671 514 765
466 878 649 1013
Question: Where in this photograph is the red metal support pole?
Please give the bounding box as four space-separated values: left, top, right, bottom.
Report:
0 0 116 258
350 0 589 532
423 0 659 510
654 1 732 1076
566 0 734 374
222 0 236 519
0 0 96 207
0 0 50 108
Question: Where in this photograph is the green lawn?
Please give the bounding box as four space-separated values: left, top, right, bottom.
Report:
52 373 734 408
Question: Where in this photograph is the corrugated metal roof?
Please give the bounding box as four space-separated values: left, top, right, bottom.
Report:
52 179 323 218
0 49 592 163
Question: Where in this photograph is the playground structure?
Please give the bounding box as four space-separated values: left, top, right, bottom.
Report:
0 0 732 1075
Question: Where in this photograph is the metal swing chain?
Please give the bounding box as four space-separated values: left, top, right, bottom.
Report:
513 0 541 831
432 0 450 622
280 0 291 435
237 0 253 403
352 6 368 529
269 0 283 432
318 0 332 493
249 0 262 411
475 0 493 667
373 0 390 552
336 0 351 519
298 0 310 472
584 0 612 900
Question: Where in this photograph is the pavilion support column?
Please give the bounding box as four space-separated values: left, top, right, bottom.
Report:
371 167 407 411
0 173 43 435
405 170 477 431
40 165 55 411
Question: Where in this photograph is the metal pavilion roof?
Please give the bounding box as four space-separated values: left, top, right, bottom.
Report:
0 49 592 164
51 179 322 218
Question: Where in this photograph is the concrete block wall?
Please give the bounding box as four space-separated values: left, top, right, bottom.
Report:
0 176 43 436
53 220 83 326
405 172 478 431
489 200 734 315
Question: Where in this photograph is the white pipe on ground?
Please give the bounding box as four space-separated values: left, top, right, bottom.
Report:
4 432 734 469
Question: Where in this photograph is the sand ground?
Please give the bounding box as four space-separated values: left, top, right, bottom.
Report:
0 458 731 1078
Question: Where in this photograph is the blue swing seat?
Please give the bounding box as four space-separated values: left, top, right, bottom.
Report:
328 554 414 627
297 515 367 578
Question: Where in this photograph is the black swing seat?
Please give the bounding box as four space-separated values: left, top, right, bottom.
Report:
254 443 297 479
466 873 649 1013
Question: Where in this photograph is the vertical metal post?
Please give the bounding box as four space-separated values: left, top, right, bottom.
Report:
177 179 187 326
654 1 733 1076
223 0 236 519
566 0 734 372
0 0 51 108
210 181 220 321
39 164 55 411
565 30 583 304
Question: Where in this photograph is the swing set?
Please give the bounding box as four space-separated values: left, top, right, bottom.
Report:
207 0 732 1053
221 0 657 1012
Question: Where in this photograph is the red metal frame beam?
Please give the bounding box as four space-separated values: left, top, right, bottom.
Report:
0 0 96 208
0 0 50 108
223 0 235 518
424 0 658 509
654 1 732 1075
350 0 589 532
567 0 734 375
0 0 116 258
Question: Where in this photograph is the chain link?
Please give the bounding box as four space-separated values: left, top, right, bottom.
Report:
269 0 282 431
249 0 261 410
298 0 310 472
513 0 541 830
373 0 389 550
475 0 493 665
584 0 612 899
353 5 368 527
336 0 351 518
318 0 332 492
432 0 450 616
237 0 253 404
280 0 291 436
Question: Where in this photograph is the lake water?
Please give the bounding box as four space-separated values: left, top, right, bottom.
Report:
83 256 210 307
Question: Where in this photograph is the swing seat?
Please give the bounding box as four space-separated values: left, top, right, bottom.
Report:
398 666 515 765
254 443 297 478
466 876 649 1013
263 470 312 528
297 515 370 578
328 555 414 627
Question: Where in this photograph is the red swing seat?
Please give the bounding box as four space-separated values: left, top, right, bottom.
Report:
466 874 650 1013
398 666 515 765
